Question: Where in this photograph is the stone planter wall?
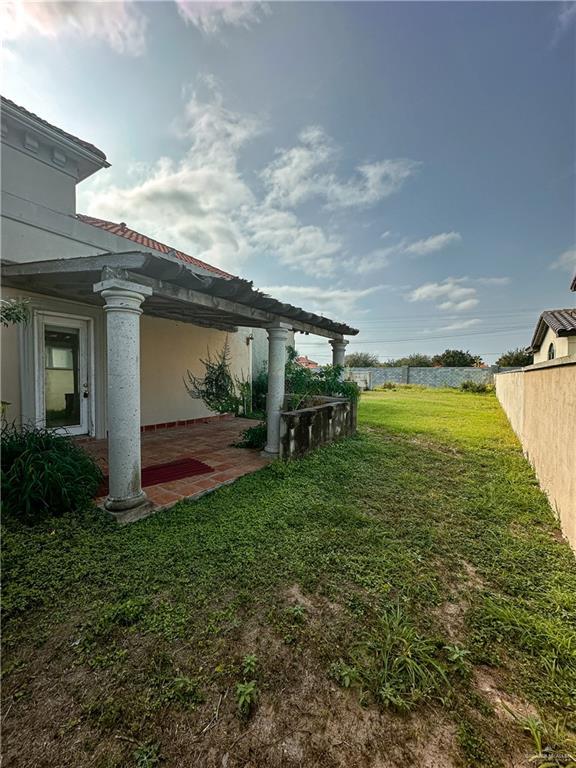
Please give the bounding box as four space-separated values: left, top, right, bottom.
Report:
279 396 357 459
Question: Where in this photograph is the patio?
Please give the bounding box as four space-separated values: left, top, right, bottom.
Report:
81 417 271 512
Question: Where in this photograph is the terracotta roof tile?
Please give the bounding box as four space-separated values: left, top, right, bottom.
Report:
1 96 108 162
77 214 233 278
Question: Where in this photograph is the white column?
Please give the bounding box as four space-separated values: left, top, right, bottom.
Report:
264 324 290 456
93 277 152 511
329 338 348 368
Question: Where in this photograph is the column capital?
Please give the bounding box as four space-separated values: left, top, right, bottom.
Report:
329 338 349 350
266 323 291 339
93 278 153 315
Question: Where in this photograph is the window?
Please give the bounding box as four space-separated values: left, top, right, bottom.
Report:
547 342 555 360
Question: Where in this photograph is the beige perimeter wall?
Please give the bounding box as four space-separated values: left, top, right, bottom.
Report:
495 357 576 550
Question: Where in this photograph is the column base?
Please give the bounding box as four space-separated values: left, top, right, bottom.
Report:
260 448 279 459
104 489 148 512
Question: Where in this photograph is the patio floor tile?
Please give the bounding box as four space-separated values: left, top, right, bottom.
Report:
83 418 271 514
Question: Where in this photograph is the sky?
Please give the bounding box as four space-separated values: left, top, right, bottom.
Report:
2 0 575 363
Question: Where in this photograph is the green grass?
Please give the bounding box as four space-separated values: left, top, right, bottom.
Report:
2 388 576 767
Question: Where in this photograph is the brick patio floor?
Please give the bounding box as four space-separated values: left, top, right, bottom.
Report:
81 417 271 509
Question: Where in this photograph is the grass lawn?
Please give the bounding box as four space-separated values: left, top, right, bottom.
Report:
2 388 576 767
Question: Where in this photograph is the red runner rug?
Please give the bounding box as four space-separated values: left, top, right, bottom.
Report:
98 456 214 496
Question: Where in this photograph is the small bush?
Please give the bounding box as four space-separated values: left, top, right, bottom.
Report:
460 380 494 394
234 422 267 450
374 382 397 391
1 424 103 522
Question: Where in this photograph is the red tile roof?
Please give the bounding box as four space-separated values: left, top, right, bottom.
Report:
2 96 108 162
295 355 319 369
77 214 233 278
530 308 576 351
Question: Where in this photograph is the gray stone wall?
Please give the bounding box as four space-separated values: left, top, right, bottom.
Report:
348 366 518 390
279 396 357 459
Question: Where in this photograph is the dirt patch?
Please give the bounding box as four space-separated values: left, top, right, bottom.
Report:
474 667 538 723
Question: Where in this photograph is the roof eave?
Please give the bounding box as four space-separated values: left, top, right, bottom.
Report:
1 251 359 339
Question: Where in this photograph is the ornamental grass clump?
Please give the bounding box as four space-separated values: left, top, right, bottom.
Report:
1 424 103 522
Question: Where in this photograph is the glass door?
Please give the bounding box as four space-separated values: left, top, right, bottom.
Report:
36 314 91 435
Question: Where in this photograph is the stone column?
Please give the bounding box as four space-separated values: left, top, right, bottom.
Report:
93 277 152 512
264 324 290 456
329 338 348 368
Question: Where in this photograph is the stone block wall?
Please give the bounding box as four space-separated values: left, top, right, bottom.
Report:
279 396 357 459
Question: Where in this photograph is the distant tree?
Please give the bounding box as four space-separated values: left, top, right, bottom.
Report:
431 349 482 367
382 353 433 367
345 352 380 367
496 348 533 367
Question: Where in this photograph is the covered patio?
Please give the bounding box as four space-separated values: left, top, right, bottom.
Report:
81 417 270 519
3 250 358 521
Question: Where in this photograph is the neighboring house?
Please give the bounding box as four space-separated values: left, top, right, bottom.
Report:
0 97 356 514
529 309 576 363
295 355 319 369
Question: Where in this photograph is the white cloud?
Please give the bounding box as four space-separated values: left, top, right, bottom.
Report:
405 274 508 313
259 284 384 316
404 231 461 256
82 79 347 278
550 247 576 272
356 248 396 274
175 1 269 34
437 298 479 312
407 278 478 312
354 231 461 273
558 2 576 31
261 125 419 210
425 318 481 333
1 0 148 56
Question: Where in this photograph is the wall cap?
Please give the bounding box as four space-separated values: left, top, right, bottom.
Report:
495 354 576 375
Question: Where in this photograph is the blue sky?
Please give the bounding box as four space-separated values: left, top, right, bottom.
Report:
3 1 575 362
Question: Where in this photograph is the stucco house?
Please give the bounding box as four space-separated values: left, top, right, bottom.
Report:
0 97 357 515
529 308 576 363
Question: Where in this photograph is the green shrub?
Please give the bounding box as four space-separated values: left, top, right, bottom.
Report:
460 380 495 394
1 424 103 522
185 338 251 415
234 422 267 450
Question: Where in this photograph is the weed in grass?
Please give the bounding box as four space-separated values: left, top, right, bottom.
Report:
457 720 502 768
444 643 472 675
133 741 161 768
242 653 258 678
236 680 258 718
156 675 204 709
287 604 306 624
329 660 358 689
503 706 576 762
84 698 124 731
355 605 448 711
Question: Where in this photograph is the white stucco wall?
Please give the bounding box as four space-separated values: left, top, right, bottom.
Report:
1 191 151 264
1 142 76 214
140 316 253 425
533 326 571 364
496 358 576 550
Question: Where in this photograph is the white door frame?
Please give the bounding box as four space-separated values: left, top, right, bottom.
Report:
33 310 95 436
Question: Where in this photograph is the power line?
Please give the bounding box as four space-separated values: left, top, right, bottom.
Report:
295 326 530 345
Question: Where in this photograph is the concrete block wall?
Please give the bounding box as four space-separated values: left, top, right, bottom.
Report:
348 366 517 390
